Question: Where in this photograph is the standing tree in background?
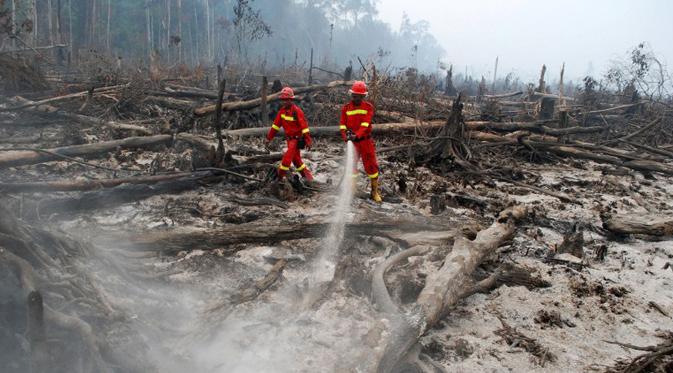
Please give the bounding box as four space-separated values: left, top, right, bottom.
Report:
105 0 111 51
164 0 171 63
344 0 377 28
0 0 444 73
176 0 182 62
145 0 151 61
232 0 271 61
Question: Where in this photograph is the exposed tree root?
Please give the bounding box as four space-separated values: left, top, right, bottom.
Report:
605 333 673 373
1 246 113 373
494 315 557 367
0 205 153 372
462 262 551 298
372 245 432 314
208 258 288 314
373 206 527 373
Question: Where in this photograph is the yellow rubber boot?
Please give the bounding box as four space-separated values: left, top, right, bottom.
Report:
370 177 382 203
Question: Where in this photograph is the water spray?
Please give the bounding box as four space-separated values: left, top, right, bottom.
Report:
303 140 356 300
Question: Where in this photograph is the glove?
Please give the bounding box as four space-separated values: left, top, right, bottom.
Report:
304 136 313 151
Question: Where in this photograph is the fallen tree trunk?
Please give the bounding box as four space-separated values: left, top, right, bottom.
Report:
4 96 152 135
375 110 414 123
497 101 530 108
17 167 272 218
483 91 524 99
194 80 352 116
570 140 661 161
161 84 231 100
21 172 217 219
602 117 662 145
466 122 604 136
223 120 444 138
0 135 172 169
470 132 673 176
0 172 197 193
176 133 216 152
0 84 127 112
469 131 558 144
603 214 673 237
621 140 673 159
5 96 152 135
143 95 195 111
530 92 575 101
581 102 644 116
222 120 583 139
550 146 673 175
118 221 444 254
373 206 527 372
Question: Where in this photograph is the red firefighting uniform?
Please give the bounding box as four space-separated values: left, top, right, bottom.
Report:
339 100 379 179
267 103 313 180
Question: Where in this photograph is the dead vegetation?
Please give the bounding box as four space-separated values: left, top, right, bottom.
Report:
495 315 557 367
606 333 673 373
0 48 672 373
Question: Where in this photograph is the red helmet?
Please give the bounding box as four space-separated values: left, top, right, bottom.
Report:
279 87 295 99
349 81 368 96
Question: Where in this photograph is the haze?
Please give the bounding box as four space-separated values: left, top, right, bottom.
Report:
378 0 673 82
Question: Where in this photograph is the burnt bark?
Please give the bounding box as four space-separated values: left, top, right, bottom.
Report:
0 135 172 168
194 80 352 116
372 206 527 372
603 214 673 237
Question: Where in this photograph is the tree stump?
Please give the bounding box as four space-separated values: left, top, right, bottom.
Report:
539 97 556 120
430 195 446 215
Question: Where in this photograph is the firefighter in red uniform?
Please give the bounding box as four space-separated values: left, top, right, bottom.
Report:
339 81 382 203
266 87 314 181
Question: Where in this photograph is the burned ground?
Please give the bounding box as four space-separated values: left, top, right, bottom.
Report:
1 59 672 373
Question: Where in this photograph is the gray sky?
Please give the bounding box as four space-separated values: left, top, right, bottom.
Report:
377 0 673 82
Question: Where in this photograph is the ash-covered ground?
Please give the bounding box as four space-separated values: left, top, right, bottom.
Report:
4 133 671 372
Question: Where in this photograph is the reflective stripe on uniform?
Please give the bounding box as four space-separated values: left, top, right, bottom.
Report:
279 164 290 171
296 164 306 171
271 124 281 131
346 109 368 116
301 128 310 134
339 125 347 130
281 114 295 121
368 172 379 179
360 122 370 127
